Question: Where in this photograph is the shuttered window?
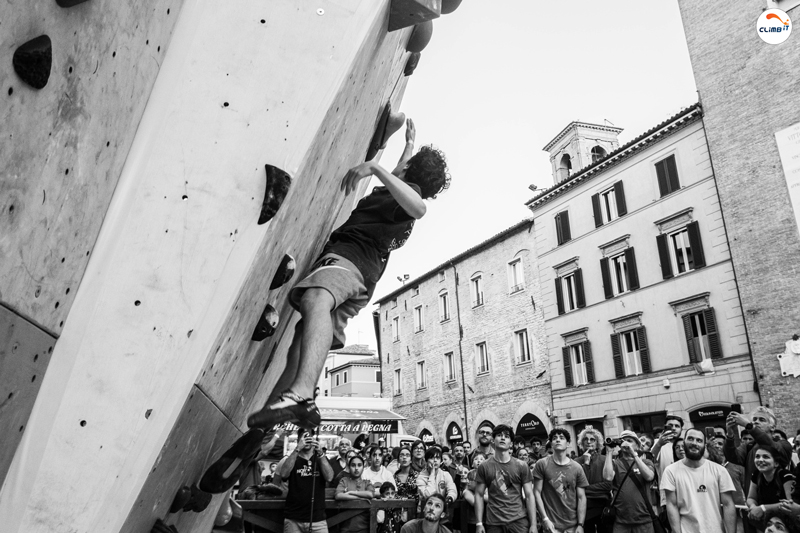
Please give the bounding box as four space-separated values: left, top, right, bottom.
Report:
656 222 706 279
562 341 594 387
555 269 586 315
655 155 681 197
592 181 628 228
601 247 640 299
682 308 722 362
611 327 651 378
555 210 572 245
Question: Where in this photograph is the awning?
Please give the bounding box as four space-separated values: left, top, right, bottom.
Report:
319 408 405 421
281 407 405 434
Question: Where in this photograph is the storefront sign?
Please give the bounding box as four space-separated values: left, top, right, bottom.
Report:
689 405 730 422
281 420 399 433
419 428 435 444
516 413 548 439
447 422 463 442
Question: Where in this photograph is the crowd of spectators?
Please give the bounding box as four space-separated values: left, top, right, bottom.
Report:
237 406 800 533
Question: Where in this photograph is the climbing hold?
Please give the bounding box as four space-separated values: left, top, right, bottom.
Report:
214 495 234 526
366 103 406 161
168 486 191 513
251 304 279 341
214 498 244 531
56 0 91 6
404 52 421 77
406 20 433 53
441 0 462 14
388 0 441 31
183 484 212 512
151 518 179 533
258 165 291 225
270 254 296 290
12 35 52 89
199 429 265 494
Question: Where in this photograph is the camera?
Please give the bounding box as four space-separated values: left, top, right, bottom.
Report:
605 438 623 447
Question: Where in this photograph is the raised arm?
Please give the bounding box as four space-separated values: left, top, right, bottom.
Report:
391 119 415 176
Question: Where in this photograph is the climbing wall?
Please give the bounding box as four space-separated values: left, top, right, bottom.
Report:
0 0 443 531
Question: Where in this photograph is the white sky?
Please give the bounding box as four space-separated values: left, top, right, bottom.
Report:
343 0 699 349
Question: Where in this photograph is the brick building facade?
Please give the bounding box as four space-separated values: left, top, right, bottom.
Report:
677 0 800 431
525 106 759 443
374 222 552 448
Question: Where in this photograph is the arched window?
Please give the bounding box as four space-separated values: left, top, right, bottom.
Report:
559 153 572 172
591 145 607 163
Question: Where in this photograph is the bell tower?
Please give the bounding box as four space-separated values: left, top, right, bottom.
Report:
543 121 623 185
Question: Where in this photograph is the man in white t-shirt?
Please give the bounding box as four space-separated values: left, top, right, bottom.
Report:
661 428 736 533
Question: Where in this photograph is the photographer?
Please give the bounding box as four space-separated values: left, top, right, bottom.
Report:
278 428 334 533
602 431 656 533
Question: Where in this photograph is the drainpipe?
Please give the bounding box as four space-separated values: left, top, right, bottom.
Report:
372 310 384 396
450 261 470 441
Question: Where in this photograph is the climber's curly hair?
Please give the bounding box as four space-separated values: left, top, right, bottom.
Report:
405 145 450 200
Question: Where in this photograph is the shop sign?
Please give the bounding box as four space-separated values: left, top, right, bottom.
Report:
447 422 463 442
281 420 399 433
516 413 548 439
689 405 730 422
419 428 435 444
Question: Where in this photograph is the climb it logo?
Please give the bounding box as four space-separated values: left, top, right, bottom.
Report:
757 9 792 44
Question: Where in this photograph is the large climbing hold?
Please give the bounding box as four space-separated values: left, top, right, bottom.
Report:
251 303 279 342
406 20 434 53
388 0 441 32
56 0 91 6
441 0 462 14
199 429 265 494
168 486 192 513
366 103 406 161
270 254 296 290
404 52 422 76
13 35 53 89
258 164 291 225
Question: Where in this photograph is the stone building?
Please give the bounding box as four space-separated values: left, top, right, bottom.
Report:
374 221 551 448
524 105 759 443
677 0 800 430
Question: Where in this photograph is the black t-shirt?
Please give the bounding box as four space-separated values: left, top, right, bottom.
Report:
750 467 795 505
284 455 327 522
323 184 420 285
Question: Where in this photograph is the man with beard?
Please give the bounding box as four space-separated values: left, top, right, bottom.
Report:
661 428 736 533
474 424 537 533
469 425 495 469
400 493 453 533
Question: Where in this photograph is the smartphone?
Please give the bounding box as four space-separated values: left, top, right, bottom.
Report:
730 403 742 414
705 427 716 440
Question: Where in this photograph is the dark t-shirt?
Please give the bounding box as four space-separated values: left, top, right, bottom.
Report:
532 456 590 530
399 518 452 533
612 457 656 525
323 184 421 285
284 456 327 522
475 456 532 525
750 467 795 505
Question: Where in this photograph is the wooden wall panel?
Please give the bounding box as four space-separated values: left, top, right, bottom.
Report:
0 306 56 487
0 0 187 334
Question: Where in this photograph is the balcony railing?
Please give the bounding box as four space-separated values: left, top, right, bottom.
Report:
510 283 525 293
472 294 484 307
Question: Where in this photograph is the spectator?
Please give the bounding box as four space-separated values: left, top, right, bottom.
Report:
534 428 589 533
278 428 334 533
652 415 684 480
442 451 463 496
741 430 755 448
707 445 746 533
332 450 360 488
673 438 685 461
464 441 473 455
661 428 736 533
577 427 608 533
395 446 421 503
602 430 656 533
400 493 452 533
329 438 353 487
639 434 654 455
462 452 489 533
745 445 795 529
378 482 409 533
516 448 531 464
263 462 278 485
716 426 728 439
335 455 375 533
726 407 792 496
763 515 796 533
712 436 728 454
470 425 496 469
363 446 396 496
514 436 527 456
417 447 457 507
453 444 469 469
530 438 544 461
411 440 428 472
473 424 537 533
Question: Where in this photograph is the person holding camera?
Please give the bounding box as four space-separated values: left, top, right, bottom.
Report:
602 431 656 533
279 428 334 533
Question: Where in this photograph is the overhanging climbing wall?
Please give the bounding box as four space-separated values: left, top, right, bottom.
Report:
0 0 439 531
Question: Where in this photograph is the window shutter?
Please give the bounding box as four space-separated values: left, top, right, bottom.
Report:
584 341 595 383
555 212 564 245
686 221 706 269
592 193 603 228
666 155 680 192
561 211 572 242
637 326 651 373
574 268 586 308
600 257 613 299
611 333 624 378
656 234 673 279
555 277 565 315
704 308 722 359
625 247 640 290
562 346 573 387
615 181 627 217
682 314 699 363
655 159 669 197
